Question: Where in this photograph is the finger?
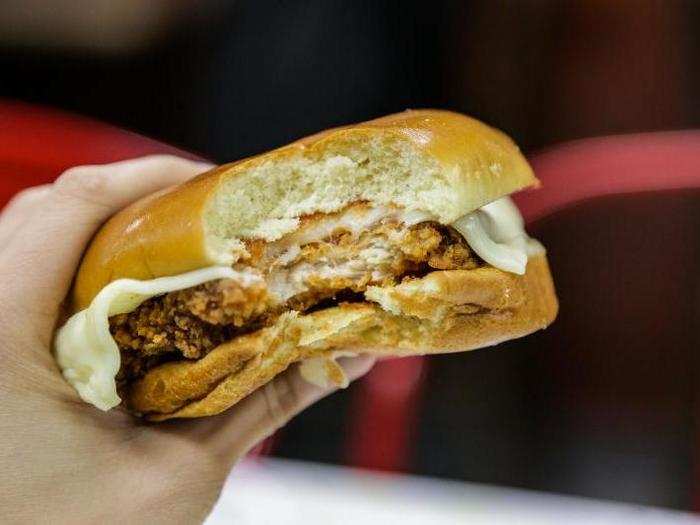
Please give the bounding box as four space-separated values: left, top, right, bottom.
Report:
198 356 376 462
49 155 214 213
1 155 213 324
0 185 52 247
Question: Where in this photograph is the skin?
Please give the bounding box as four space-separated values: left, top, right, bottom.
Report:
0 155 375 524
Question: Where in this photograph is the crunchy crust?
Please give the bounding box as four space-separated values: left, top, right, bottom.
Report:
71 109 536 311
130 254 557 420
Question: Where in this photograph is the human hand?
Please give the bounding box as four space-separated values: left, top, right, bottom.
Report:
0 155 375 524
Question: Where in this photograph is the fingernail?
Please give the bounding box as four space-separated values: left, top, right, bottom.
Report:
338 355 376 380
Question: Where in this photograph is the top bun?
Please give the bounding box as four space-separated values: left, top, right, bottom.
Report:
72 109 537 310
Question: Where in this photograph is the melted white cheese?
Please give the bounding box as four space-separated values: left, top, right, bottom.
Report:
56 197 541 411
452 197 543 275
55 267 263 410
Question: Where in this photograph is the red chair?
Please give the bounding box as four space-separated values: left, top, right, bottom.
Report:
0 99 197 206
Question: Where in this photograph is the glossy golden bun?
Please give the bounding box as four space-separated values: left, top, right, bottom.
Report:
72 109 537 310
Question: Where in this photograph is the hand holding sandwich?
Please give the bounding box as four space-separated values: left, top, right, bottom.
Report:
0 110 557 523
56 110 556 421
0 155 375 524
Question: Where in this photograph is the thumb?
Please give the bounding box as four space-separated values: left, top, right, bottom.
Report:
196 356 376 462
0 155 213 333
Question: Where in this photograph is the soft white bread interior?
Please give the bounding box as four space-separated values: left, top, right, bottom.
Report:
203 111 536 245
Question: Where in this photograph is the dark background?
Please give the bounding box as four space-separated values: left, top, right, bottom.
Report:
4 1 699 161
2 0 700 512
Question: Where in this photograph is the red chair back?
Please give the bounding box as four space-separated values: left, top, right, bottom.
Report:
0 99 195 206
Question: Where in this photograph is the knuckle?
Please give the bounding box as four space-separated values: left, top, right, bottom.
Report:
54 166 111 205
145 153 181 164
55 165 91 185
142 154 211 175
262 374 298 430
142 154 189 172
56 165 106 192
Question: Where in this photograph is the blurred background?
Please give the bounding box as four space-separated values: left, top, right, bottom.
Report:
2 0 700 515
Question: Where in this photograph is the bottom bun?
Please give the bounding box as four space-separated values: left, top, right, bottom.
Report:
127 254 557 420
